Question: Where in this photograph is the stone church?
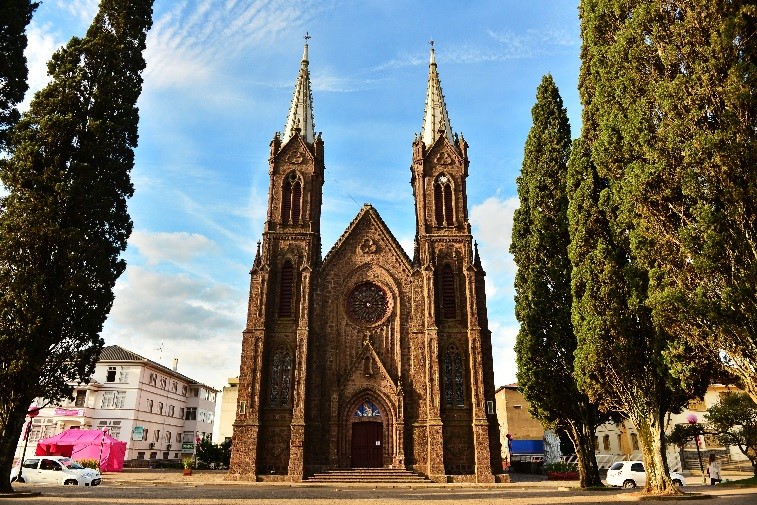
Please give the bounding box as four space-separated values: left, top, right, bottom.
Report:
228 41 502 482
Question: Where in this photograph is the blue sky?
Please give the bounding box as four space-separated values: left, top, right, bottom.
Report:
24 0 582 394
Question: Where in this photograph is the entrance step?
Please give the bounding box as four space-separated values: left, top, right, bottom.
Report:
306 468 430 483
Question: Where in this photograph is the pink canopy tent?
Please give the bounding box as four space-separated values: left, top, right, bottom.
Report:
35 429 126 472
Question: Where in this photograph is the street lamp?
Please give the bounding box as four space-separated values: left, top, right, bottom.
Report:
16 405 40 483
687 414 706 485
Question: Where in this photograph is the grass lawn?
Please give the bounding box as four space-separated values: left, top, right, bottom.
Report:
720 476 757 487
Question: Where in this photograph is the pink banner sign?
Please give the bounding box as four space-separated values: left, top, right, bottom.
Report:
54 408 84 416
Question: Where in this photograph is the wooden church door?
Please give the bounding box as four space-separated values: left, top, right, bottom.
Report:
351 422 383 468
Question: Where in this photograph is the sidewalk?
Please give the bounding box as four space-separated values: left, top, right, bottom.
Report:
102 469 575 487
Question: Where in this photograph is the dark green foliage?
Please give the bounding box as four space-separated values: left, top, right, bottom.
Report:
572 0 714 494
0 0 38 150
511 75 603 488
625 2 757 405
707 393 757 476
0 0 153 492
196 438 232 468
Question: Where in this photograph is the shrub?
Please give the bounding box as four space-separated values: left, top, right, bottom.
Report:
77 459 100 469
545 461 576 473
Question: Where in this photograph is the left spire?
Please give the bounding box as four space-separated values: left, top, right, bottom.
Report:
284 33 315 144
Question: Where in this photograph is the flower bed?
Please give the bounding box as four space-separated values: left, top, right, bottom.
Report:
547 471 579 480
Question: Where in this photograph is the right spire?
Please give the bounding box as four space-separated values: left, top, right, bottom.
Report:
421 41 454 148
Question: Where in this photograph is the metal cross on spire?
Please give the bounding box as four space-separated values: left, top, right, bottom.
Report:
304 32 311 43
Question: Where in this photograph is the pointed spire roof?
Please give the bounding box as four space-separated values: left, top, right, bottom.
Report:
284 34 315 144
421 41 454 148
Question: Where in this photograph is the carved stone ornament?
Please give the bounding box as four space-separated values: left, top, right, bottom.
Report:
434 151 453 165
359 237 378 254
346 282 389 325
286 149 305 164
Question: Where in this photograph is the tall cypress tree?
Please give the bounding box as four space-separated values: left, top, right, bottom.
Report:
628 2 757 404
0 0 38 150
0 0 153 491
572 0 710 495
511 75 603 488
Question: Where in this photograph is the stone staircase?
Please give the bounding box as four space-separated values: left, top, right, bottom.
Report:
306 468 430 483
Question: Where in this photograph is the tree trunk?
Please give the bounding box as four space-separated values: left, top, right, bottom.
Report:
633 411 680 495
567 420 603 488
0 400 32 493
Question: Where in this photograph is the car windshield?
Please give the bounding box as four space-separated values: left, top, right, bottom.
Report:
609 462 623 470
59 458 84 469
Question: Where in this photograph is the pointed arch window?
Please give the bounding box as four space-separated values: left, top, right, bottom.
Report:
441 263 457 319
443 344 465 408
278 260 295 318
269 346 294 408
281 172 303 224
434 174 454 226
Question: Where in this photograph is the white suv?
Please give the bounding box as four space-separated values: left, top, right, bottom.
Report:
606 460 685 488
10 456 102 486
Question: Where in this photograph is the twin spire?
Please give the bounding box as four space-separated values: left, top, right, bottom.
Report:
421 42 454 148
283 37 454 148
283 34 315 144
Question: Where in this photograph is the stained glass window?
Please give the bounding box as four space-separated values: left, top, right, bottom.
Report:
281 353 292 405
354 401 381 417
269 347 293 408
443 345 465 408
443 352 453 407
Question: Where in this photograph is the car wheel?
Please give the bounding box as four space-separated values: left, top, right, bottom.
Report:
622 479 636 489
673 479 683 486
64 479 78 486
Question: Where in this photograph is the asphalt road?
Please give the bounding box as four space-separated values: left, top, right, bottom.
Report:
6 481 757 505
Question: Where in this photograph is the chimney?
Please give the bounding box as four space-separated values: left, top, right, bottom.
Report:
172 358 178 372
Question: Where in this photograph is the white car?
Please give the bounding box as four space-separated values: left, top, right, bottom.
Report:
607 461 685 488
10 456 101 486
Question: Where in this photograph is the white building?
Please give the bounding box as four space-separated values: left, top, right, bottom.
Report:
216 377 238 444
17 345 218 464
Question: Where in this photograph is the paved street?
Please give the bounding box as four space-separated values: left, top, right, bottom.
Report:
6 471 757 505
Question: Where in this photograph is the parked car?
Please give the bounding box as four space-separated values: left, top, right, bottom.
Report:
10 456 101 486
606 460 685 488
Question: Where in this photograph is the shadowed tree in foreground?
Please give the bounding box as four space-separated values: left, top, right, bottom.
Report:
0 0 38 150
0 0 154 492
571 0 712 495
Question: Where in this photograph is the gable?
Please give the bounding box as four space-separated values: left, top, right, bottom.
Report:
321 204 412 275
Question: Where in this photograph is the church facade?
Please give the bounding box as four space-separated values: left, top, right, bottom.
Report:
228 42 502 483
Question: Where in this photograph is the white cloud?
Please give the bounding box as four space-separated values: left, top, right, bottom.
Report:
22 23 59 109
103 265 246 389
54 0 98 22
470 196 519 277
130 231 216 266
490 319 519 387
143 0 330 90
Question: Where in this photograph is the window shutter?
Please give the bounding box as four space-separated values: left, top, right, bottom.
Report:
278 261 294 317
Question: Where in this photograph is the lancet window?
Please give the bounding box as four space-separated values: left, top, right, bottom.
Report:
434 174 454 226
269 346 293 408
278 260 295 318
443 344 465 408
441 263 456 319
281 172 302 224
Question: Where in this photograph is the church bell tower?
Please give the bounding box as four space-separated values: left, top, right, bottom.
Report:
409 43 501 481
229 37 323 480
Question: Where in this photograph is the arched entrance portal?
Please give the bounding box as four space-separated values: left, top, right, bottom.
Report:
350 400 383 468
